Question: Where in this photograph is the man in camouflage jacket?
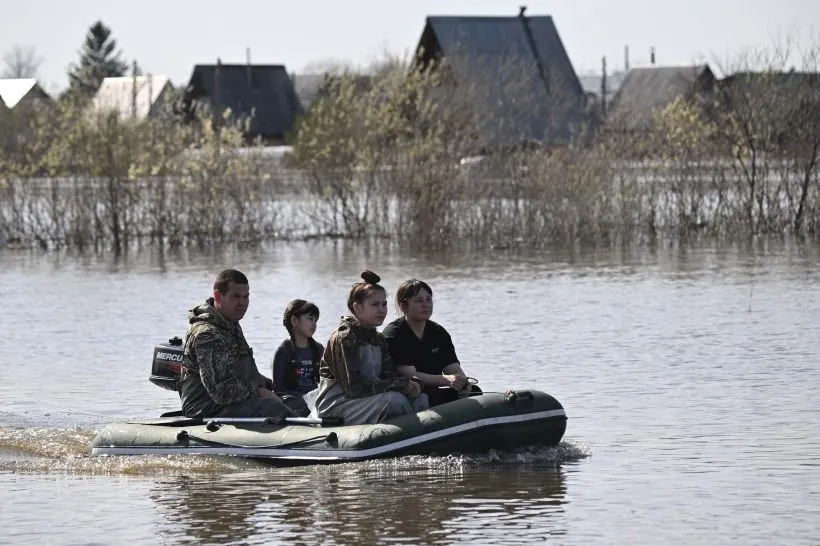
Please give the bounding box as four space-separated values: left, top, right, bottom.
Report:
179 269 294 419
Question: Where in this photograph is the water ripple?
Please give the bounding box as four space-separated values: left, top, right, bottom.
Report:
1 241 818 545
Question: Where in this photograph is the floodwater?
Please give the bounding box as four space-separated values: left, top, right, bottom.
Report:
1 239 818 545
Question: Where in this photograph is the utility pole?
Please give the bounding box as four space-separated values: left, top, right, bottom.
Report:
131 60 138 119
214 57 222 141
601 56 608 118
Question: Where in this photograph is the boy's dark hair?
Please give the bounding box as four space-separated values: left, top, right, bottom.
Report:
283 299 320 338
213 269 249 294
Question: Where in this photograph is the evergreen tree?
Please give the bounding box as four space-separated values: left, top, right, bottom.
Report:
66 21 129 100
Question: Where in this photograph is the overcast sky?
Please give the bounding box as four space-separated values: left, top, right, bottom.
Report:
1 0 817 93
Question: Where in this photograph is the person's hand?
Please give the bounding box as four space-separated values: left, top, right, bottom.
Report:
457 385 472 398
402 380 421 399
444 374 468 391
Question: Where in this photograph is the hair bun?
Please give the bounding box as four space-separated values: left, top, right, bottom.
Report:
360 270 381 285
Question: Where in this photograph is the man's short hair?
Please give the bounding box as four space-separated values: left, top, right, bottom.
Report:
213 269 249 294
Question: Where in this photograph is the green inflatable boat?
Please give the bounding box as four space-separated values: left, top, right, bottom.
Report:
89 390 568 464
89 337 568 464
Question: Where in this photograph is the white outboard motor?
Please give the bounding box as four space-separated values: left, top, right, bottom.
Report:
149 336 184 391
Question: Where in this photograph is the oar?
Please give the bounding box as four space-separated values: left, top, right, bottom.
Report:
204 415 343 431
207 416 341 426
152 415 344 429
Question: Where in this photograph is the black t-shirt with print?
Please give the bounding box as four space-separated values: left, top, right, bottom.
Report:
382 317 459 375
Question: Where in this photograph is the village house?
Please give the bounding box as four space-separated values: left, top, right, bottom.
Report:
412 7 590 151
181 62 304 144
0 79 53 156
606 64 717 133
716 70 820 113
89 74 176 119
715 70 820 149
0 78 52 111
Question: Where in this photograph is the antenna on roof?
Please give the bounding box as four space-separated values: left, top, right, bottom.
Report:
519 5 527 17
624 45 630 72
650 46 656 66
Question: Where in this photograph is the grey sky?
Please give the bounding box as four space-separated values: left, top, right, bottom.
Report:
1 0 817 94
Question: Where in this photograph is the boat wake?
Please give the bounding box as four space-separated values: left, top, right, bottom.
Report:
0 426 268 475
349 440 591 473
0 423 590 476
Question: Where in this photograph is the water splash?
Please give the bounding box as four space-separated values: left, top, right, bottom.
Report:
0 424 589 476
321 440 590 475
0 426 266 475
484 441 591 465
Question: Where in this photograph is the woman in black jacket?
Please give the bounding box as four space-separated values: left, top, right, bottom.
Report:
382 279 482 407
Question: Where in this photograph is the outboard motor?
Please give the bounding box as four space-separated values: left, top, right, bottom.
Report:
149 336 184 391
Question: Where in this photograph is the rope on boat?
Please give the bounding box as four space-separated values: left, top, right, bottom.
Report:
174 429 338 450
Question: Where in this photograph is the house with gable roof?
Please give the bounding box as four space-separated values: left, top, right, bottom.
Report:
89 75 176 119
412 7 590 151
0 78 52 110
606 64 717 133
181 62 304 144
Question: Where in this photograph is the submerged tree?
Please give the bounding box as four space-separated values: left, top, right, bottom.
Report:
65 20 129 100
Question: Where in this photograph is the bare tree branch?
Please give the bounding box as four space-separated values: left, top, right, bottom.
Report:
1 45 43 79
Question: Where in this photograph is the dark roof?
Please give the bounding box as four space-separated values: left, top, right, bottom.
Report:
184 64 304 140
716 71 820 125
416 14 589 149
608 65 715 130
719 70 820 91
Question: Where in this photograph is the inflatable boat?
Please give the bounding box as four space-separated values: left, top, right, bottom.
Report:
89 390 567 464
88 337 568 464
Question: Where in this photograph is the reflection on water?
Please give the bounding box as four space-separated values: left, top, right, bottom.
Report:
150 461 568 545
1 239 819 545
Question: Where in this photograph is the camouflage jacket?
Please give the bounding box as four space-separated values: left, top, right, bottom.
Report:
319 315 411 398
181 298 259 414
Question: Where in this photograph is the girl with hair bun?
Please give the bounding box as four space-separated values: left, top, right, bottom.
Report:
314 270 428 425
